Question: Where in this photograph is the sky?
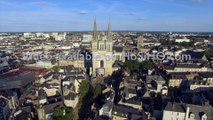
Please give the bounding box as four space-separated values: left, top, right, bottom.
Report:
0 0 213 32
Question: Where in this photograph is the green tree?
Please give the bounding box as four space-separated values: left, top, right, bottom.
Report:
78 80 93 119
142 60 153 70
78 80 90 107
53 66 61 73
93 84 102 100
203 50 213 60
64 107 74 120
53 107 73 120
177 41 194 47
123 60 140 73
56 90 60 96
49 36 56 41
53 107 64 120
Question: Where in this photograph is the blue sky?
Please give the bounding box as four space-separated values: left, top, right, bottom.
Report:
0 0 213 32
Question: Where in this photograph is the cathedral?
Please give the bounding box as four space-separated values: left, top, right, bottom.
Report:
91 19 115 77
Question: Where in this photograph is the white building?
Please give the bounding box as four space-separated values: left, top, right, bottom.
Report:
82 34 92 46
175 38 190 43
162 102 186 120
162 102 213 120
51 32 66 41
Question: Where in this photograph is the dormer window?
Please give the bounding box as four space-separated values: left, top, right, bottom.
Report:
202 113 207 120
190 113 195 119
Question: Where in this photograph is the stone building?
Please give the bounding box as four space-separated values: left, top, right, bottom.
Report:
91 19 115 77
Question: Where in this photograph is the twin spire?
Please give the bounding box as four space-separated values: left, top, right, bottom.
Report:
93 18 97 40
93 18 111 41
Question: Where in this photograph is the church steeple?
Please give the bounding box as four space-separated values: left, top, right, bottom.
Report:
93 18 97 41
107 19 111 40
137 36 144 49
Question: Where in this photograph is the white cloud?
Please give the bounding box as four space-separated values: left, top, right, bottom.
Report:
32 1 56 6
79 10 88 15
0 0 16 7
192 0 204 3
137 18 146 20
120 12 136 16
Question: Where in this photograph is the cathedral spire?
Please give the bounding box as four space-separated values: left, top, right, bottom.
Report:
93 18 97 41
107 18 111 40
137 36 144 49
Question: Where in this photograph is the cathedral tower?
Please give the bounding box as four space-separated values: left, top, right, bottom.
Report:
91 19 114 77
137 36 144 50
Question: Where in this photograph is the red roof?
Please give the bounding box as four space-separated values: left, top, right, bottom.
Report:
1 71 23 78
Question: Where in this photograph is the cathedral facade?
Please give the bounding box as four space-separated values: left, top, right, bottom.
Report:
91 19 115 77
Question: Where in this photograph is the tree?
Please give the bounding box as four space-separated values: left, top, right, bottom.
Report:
53 107 73 120
49 36 56 41
56 90 60 96
64 107 74 120
78 80 91 107
123 60 140 73
142 60 153 70
203 50 213 60
53 107 64 120
53 66 61 73
78 80 93 119
93 84 102 100
176 41 194 47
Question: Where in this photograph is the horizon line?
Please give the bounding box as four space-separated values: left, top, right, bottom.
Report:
1 30 213 33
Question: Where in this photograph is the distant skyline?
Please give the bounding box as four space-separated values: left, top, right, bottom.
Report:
0 0 213 32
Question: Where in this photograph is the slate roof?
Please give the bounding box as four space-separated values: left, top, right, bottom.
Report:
162 65 174 70
0 97 7 107
186 104 213 120
63 76 75 82
101 100 114 113
184 50 205 59
164 102 186 113
64 65 84 75
14 110 30 120
43 101 64 114
94 116 110 120
176 63 201 68
43 72 53 79
127 88 137 94
21 106 32 113
47 96 62 104
14 106 32 120
199 72 213 78
125 98 142 105
64 92 77 100
170 72 188 79
112 105 142 119
38 89 47 99
75 75 85 80
63 75 85 82
113 46 123 52
52 74 60 79
112 61 122 68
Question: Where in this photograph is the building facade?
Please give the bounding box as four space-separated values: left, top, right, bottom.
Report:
91 19 115 77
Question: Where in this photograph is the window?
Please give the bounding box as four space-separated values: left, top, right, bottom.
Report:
99 44 104 50
100 60 104 68
116 55 120 61
102 45 105 50
190 113 195 119
107 45 111 51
